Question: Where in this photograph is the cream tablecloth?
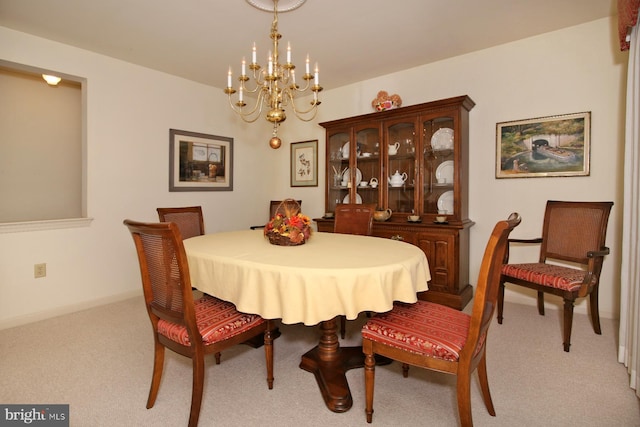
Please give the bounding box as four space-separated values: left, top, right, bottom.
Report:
183 229 430 326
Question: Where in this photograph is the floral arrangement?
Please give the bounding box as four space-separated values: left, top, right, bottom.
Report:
372 90 402 112
264 211 313 246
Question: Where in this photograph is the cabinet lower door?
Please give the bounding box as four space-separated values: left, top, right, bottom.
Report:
415 229 472 310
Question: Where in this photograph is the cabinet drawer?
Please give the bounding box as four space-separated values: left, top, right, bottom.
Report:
372 228 417 245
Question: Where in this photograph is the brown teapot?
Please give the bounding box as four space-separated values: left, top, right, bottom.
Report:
373 208 392 222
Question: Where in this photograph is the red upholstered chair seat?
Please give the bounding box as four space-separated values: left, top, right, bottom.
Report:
362 301 477 362
158 295 265 346
501 263 594 293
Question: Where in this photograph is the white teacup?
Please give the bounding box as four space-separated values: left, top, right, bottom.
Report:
369 178 379 188
435 215 447 223
359 181 368 187
408 215 420 222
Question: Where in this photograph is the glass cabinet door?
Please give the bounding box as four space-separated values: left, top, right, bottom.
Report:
423 116 456 218
327 129 351 212
386 120 417 215
353 125 380 207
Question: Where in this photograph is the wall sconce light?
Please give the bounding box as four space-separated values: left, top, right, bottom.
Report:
42 74 62 86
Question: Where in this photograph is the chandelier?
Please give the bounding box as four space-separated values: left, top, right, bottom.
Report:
225 0 322 149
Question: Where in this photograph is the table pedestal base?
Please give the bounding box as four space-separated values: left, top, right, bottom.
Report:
299 317 390 413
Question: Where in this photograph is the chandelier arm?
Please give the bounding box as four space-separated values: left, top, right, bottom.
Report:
288 78 311 93
282 90 319 121
227 92 265 123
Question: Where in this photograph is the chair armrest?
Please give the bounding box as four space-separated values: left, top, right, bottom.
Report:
508 237 543 244
587 247 610 258
503 237 543 264
578 247 610 297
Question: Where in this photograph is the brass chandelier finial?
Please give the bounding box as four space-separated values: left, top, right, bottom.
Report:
225 0 322 149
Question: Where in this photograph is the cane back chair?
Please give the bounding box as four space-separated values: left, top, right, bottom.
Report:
156 206 205 239
124 220 274 427
498 200 613 352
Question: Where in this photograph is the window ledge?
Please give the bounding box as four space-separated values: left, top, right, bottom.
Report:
0 217 93 234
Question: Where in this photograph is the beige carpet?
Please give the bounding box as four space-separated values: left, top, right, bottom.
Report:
0 297 638 427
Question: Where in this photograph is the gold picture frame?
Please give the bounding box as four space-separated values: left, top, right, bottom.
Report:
496 112 590 178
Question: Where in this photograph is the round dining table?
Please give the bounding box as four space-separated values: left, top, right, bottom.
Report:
183 229 430 412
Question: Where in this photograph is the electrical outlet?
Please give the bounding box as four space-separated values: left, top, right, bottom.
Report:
34 263 46 278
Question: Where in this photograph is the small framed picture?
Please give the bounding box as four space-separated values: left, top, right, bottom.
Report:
291 140 318 187
496 112 590 178
169 129 233 191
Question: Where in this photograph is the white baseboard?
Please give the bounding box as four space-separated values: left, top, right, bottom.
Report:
0 289 142 331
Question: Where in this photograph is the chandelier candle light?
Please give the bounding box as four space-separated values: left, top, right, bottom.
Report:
225 0 322 149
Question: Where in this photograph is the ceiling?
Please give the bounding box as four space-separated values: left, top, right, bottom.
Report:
0 0 617 91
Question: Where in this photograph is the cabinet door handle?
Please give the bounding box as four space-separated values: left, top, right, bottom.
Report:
391 234 404 241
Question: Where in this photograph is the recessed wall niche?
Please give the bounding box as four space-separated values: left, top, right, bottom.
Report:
0 63 83 223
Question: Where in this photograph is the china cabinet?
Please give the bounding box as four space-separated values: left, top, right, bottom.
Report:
316 95 475 309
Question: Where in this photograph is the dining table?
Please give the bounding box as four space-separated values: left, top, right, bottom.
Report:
183 229 430 413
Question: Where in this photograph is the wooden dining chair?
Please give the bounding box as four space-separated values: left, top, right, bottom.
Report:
361 213 521 426
157 206 227 362
334 203 375 338
498 200 613 352
123 220 274 427
250 200 302 229
156 206 205 239
334 203 375 236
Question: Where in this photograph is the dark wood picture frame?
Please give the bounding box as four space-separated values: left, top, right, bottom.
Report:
169 129 233 191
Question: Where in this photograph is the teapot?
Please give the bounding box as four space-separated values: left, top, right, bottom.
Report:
373 208 392 222
388 142 400 155
388 170 408 187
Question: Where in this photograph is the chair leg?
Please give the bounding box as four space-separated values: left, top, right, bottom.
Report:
214 352 221 365
562 298 575 352
364 352 376 423
340 315 346 339
497 281 505 324
264 326 274 389
537 291 545 315
401 363 409 378
589 286 602 335
188 352 205 427
477 353 496 416
147 342 165 409
456 371 473 427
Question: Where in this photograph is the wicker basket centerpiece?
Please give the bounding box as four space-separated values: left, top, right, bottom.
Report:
264 199 312 246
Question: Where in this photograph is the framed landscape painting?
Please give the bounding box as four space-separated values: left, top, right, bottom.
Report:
496 112 590 178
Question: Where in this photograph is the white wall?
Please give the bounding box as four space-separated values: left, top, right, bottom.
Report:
0 16 626 328
0 26 276 328
278 17 627 319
